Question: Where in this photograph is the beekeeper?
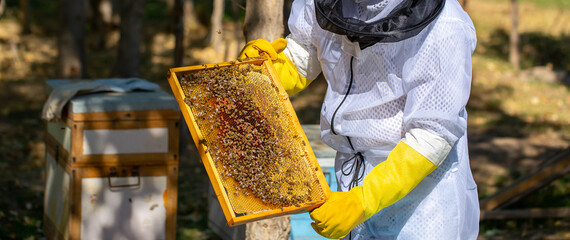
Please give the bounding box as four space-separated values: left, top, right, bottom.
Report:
240 0 479 239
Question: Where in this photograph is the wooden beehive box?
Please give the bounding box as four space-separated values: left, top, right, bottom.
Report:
43 79 180 240
167 57 331 226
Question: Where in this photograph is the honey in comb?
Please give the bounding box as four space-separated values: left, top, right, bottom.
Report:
178 64 319 209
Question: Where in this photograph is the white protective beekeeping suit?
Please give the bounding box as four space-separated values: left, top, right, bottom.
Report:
282 0 479 239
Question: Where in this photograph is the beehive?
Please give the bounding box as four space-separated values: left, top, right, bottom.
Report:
167 57 331 226
43 79 180 240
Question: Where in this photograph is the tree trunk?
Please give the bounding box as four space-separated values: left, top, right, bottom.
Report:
509 0 520 70
57 0 86 78
89 0 110 49
209 0 224 50
243 0 290 239
0 0 6 20
243 0 284 42
230 0 243 58
111 0 121 27
173 0 184 67
183 0 199 32
19 0 31 34
114 0 144 77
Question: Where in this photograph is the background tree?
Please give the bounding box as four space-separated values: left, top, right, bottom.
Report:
243 0 284 42
88 0 114 49
230 0 244 58
19 0 30 34
184 0 199 32
173 0 185 67
209 0 224 50
510 0 520 70
57 0 86 78
114 0 144 77
0 0 5 20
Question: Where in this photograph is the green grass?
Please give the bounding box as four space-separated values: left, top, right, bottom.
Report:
479 0 570 9
521 0 570 9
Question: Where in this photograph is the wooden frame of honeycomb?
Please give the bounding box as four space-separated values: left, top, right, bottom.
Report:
167 57 331 226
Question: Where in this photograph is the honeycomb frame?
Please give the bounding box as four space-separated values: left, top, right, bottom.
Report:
167 57 331 226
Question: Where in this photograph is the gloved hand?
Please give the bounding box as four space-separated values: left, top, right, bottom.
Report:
310 129 451 239
239 38 312 95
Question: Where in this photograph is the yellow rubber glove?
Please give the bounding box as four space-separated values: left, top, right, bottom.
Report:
310 141 438 239
239 38 312 95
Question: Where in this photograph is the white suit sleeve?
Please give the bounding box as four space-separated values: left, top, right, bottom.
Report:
283 36 322 81
284 0 322 80
402 18 477 147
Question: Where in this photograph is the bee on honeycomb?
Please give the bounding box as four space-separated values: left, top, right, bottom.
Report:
178 63 318 208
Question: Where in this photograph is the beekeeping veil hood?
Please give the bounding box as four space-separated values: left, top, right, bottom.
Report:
314 0 445 49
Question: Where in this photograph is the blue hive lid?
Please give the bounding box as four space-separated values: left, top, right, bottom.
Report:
46 79 179 114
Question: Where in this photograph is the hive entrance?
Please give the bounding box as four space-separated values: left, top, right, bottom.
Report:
176 61 325 214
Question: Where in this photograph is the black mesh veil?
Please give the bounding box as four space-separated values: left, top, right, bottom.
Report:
314 0 445 49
